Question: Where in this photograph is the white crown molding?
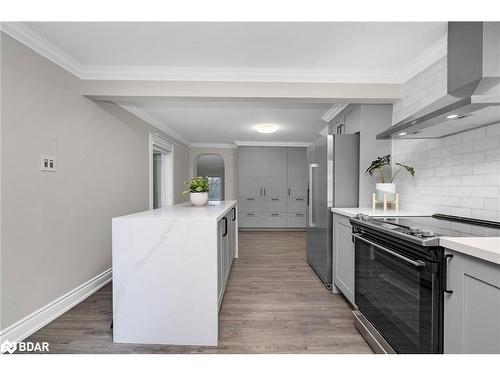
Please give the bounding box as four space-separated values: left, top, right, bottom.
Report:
234 141 312 147
400 34 448 82
2 22 447 85
1 22 84 78
0 269 111 345
116 104 191 146
321 103 349 123
189 143 237 149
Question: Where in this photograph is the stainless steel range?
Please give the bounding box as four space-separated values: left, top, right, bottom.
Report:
349 213 500 354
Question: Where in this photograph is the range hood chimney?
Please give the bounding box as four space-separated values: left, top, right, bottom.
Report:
378 22 500 140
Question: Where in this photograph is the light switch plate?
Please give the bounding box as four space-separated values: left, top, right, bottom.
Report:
40 154 56 172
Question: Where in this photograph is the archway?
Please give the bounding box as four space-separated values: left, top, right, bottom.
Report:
194 154 225 201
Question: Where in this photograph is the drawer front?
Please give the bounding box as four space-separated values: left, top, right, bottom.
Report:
238 212 264 227
287 197 306 212
266 212 288 227
287 212 306 227
238 197 263 212
263 197 287 213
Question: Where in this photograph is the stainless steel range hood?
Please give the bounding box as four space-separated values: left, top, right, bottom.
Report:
378 22 500 140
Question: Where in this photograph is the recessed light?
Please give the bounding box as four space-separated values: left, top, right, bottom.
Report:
446 114 459 119
398 132 407 136
255 123 278 134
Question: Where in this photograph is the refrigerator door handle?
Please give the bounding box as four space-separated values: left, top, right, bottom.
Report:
308 163 318 228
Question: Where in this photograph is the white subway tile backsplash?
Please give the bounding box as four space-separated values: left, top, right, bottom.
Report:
462 152 485 164
472 136 500 151
393 123 500 221
461 197 484 209
461 175 484 186
473 161 499 175
471 186 498 198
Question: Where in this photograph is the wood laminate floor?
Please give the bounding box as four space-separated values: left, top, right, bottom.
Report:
24 231 373 354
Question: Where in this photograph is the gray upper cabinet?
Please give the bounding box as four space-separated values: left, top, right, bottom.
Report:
287 147 307 198
264 147 288 197
238 146 265 197
238 146 307 228
444 250 500 354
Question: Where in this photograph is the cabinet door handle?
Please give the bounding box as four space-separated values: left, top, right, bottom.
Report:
263 188 266 196
443 254 454 294
260 187 262 196
222 217 228 237
288 188 291 196
232 207 236 221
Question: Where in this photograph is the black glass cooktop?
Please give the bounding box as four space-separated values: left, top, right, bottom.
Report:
375 214 500 238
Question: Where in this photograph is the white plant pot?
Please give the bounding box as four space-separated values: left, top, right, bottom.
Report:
375 183 396 201
190 192 208 206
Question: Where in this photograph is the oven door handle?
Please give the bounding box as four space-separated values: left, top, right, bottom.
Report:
353 234 426 268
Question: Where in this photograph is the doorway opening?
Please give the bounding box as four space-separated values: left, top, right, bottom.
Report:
195 154 225 201
149 134 174 209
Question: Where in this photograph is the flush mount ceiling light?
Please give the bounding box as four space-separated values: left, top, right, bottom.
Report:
255 123 278 134
398 132 407 136
446 114 459 119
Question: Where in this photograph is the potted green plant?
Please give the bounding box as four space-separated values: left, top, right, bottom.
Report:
365 154 415 201
183 177 210 206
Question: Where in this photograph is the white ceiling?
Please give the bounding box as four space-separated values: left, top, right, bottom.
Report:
23 22 446 80
11 22 448 145
122 99 333 143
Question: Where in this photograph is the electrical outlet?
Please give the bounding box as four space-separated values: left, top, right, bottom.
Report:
40 154 56 172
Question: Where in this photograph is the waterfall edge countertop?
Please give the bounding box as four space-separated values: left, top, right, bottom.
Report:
114 200 238 222
112 200 238 346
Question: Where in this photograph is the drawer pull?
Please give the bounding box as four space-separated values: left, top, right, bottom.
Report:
271 213 279 216
271 198 279 201
295 213 304 216
246 198 255 201
295 198 304 201
246 213 255 216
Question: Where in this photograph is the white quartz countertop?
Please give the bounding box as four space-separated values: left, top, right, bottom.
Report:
113 200 237 222
440 237 500 265
331 207 432 218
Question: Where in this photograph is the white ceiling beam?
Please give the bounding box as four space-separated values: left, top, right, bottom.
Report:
83 80 400 102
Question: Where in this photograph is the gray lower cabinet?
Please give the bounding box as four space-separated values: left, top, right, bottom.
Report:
217 209 237 310
332 213 355 306
444 250 500 353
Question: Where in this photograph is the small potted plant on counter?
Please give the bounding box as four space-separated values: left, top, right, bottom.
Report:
365 154 415 201
184 176 210 206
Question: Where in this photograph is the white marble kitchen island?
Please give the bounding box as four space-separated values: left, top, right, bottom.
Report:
112 200 238 346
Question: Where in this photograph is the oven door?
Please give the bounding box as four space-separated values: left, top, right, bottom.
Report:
354 233 440 353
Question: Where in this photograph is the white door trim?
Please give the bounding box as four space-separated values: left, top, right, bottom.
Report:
149 133 174 209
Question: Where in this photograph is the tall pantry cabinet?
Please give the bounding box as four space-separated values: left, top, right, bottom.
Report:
238 146 307 228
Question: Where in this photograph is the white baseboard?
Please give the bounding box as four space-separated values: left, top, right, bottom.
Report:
0 268 112 344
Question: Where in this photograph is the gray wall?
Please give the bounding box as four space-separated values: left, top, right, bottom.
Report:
0 33 189 329
189 147 238 200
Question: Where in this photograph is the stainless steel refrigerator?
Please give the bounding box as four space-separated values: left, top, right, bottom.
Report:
306 130 359 289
